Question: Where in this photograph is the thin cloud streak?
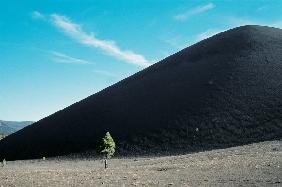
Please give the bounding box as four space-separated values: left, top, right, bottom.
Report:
51 51 90 64
195 17 282 44
31 11 46 20
93 70 118 78
50 14 151 67
226 17 258 27
196 29 223 41
163 35 187 50
225 16 282 29
174 3 215 21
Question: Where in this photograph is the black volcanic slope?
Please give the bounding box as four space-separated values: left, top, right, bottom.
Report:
1 25 282 160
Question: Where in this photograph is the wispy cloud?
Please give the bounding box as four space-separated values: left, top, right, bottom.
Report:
174 3 215 21
49 14 151 67
271 21 282 29
195 17 282 43
226 17 258 27
31 11 46 20
51 51 90 64
163 35 187 50
257 6 268 12
92 70 118 78
161 30 193 51
225 16 282 29
196 29 223 41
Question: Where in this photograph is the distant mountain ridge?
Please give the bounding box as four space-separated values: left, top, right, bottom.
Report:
0 120 33 135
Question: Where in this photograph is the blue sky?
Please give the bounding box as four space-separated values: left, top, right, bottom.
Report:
1 0 282 121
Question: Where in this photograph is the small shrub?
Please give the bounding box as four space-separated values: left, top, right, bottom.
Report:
2 159 6 166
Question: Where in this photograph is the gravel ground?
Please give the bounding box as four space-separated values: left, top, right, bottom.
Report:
0 140 281 187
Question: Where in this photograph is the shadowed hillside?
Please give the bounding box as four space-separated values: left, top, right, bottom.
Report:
1 25 282 160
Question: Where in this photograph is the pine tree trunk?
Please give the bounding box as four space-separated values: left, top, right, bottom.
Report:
104 159 108 169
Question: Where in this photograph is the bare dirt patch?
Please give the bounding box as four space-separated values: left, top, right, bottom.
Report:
1 140 281 186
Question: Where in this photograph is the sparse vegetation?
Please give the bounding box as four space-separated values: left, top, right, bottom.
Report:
100 132 116 168
0 134 5 140
2 159 6 167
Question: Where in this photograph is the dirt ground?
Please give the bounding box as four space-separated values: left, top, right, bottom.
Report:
0 140 281 187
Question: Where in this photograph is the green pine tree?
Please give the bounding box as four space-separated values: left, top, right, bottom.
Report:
100 132 116 168
101 132 116 158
